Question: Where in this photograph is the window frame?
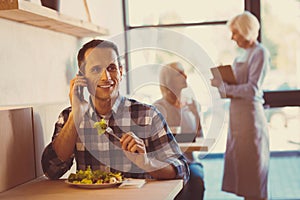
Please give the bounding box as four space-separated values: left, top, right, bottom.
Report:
122 0 300 107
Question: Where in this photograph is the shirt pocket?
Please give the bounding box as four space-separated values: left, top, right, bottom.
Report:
130 116 152 138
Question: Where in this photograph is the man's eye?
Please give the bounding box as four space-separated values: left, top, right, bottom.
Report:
91 67 101 73
107 64 118 72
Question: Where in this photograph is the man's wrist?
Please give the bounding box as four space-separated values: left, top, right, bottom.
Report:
137 156 167 173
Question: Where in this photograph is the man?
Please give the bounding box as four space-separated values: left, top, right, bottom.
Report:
153 62 205 200
153 62 203 138
41 40 189 194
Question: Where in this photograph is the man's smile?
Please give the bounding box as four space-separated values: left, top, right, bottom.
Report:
97 81 114 88
98 84 112 88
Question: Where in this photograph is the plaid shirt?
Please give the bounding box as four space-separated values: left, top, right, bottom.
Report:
41 95 189 182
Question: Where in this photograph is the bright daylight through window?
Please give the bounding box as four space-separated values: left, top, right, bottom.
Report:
125 0 300 153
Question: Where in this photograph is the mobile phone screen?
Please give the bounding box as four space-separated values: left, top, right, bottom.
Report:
78 70 84 100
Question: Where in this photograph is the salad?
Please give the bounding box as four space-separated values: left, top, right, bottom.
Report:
67 165 123 184
94 119 108 135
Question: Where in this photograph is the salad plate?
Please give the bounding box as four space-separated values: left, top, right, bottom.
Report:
65 180 122 189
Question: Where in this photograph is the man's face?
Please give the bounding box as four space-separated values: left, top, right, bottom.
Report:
169 64 187 92
83 47 122 101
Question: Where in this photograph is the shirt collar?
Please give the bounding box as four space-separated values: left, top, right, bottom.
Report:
111 94 123 114
87 94 124 121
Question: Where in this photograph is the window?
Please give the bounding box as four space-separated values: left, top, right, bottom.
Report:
127 0 243 26
123 0 300 152
260 0 300 152
123 0 244 150
261 0 300 91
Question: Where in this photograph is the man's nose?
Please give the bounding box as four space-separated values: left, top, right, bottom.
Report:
100 69 111 80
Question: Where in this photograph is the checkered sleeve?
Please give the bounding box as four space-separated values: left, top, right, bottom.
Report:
41 107 74 179
148 107 190 184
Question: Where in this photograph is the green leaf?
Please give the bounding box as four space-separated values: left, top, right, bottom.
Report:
94 118 108 135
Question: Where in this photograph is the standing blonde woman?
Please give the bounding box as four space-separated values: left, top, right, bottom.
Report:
211 11 270 200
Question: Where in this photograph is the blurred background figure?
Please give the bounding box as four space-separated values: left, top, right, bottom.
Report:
211 11 270 200
153 61 205 200
154 62 204 138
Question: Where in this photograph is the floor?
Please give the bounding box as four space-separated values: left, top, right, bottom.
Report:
200 153 300 200
197 115 300 200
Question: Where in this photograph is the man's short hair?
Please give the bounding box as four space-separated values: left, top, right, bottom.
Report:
77 39 122 73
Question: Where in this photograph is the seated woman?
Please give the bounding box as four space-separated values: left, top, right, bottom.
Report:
153 62 205 200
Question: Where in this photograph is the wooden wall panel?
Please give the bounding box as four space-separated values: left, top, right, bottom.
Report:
0 107 36 193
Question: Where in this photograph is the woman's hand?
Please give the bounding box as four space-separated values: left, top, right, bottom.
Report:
210 78 222 87
187 99 199 116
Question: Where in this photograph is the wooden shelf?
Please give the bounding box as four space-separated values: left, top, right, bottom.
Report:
0 0 108 38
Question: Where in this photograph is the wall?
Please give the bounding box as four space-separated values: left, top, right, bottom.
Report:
0 17 79 177
0 19 78 106
0 0 124 179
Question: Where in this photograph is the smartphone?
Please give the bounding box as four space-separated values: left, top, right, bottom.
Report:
78 70 84 101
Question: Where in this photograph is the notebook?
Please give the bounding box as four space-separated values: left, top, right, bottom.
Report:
210 65 237 98
119 179 146 189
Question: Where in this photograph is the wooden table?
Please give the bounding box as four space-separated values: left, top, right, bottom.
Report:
0 176 183 200
179 137 215 153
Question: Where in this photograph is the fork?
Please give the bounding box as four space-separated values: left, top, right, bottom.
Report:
106 127 121 141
